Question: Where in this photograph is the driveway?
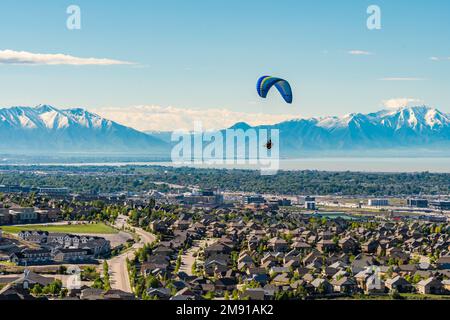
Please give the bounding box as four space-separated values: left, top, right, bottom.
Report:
180 238 216 276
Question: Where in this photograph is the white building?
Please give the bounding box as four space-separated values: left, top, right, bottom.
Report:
368 199 389 207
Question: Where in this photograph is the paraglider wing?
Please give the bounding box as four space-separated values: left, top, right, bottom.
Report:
257 76 293 104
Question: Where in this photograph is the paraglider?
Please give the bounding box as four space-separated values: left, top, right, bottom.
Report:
264 139 273 150
256 76 293 104
257 75 293 149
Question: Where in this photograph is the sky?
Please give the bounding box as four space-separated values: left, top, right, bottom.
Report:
0 0 449 131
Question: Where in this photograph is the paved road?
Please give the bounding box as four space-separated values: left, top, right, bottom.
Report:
107 215 156 293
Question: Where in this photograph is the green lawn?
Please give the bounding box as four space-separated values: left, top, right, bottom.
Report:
400 293 450 300
0 223 118 235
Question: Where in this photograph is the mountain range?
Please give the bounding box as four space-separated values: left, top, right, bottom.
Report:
0 104 449 156
0 105 168 154
241 105 450 156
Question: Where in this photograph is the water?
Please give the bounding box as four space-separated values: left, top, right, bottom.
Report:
277 157 450 173
4 157 450 173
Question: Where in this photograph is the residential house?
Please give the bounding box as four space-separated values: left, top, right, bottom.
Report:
10 249 52 266
385 276 413 293
317 239 337 253
331 277 358 294
362 240 379 254
436 256 450 270
339 237 359 254
241 288 265 300
416 277 443 295
311 278 333 294
267 238 288 252
53 248 93 263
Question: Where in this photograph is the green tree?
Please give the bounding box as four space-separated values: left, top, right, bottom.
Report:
30 284 43 296
103 261 111 291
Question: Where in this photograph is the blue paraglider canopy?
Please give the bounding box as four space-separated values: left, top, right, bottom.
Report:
257 76 293 104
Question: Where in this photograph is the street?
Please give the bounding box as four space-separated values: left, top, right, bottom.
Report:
107 215 156 293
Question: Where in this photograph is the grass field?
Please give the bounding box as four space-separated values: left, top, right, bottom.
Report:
0 223 118 235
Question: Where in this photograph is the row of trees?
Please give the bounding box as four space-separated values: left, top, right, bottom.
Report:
91 261 111 291
1 166 449 196
30 280 67 298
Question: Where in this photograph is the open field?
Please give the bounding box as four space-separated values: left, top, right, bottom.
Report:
0 223 118 235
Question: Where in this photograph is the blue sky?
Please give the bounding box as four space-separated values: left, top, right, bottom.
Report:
0 0 449 130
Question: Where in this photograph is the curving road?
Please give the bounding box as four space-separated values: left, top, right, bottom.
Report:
107 215 156 293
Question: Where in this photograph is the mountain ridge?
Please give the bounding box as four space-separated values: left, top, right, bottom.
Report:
0 104 169 153
0 104 449 156
247 105 450 155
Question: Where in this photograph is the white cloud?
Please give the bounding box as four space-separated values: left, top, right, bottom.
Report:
430 56 450 61
379 77 426 81
348 50 373 55
94 105 298 131
382 98 424 109
0 49 133 66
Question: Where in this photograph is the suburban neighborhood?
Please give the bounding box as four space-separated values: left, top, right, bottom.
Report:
0 178 449 301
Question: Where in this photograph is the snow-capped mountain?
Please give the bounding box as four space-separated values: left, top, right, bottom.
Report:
0 105 169 153
1 104 449 156
236 106 450 155
0 105 112 130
